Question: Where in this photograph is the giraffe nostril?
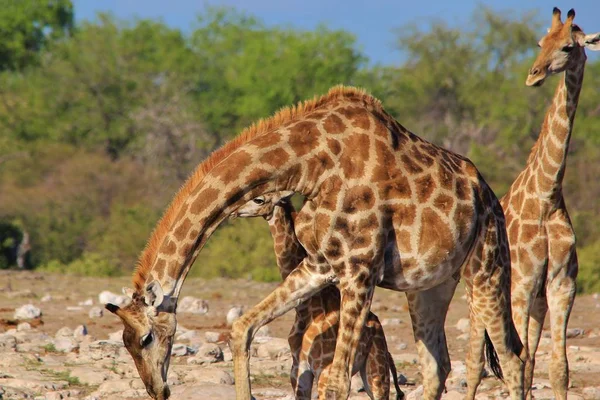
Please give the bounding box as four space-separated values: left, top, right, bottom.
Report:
530 67 540 76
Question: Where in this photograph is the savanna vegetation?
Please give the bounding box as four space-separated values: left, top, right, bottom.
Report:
0 2 598 292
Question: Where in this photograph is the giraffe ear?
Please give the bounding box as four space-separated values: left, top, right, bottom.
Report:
580 32 600 51
144 281 165 308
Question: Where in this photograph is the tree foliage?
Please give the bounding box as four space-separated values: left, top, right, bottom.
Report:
0 6 598 292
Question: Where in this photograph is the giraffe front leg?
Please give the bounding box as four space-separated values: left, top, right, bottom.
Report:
406 278 456 400
230 260 333 400
324 273 375 400
546 253 577 400
524 295 548 400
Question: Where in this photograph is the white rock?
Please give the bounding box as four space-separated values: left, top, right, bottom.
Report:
53 337 79 353
88 307 103 318
178 296 209 314
0 334 17 350
188 343 224 364
226 306 244 327
204 331 221 343
184 367 234 385
176 329 198 341
582 387 600 399
172 343 195 356
256 338 291 360
566 328 584 338
66 306 83 311
397 342 408 350
109 330 123 342
74 325 88 339
78 298 93 306
255 325 271 337
381 318 403 326
17 322 31 331
41 294 52 302
14 304 42 320
43 392 63 400
56 327 73 338
406 385 424 400
455 318 470 333
98 290 128 307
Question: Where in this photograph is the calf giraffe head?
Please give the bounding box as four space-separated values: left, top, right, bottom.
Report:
105 283 175 400
527 7 600 87
232 191 293 220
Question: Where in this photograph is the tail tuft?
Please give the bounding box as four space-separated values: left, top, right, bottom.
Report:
485 330 503 381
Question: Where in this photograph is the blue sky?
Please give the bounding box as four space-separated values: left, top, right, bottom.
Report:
73 0 599 65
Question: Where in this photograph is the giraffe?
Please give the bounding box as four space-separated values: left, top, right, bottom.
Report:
234 193 405 399
103 86 526 400
463 8 600 400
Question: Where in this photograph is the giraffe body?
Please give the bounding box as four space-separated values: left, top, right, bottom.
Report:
464 9 600 400
104 86 525 400
234 194 404 399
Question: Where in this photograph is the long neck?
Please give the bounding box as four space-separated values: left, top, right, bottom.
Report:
267 204 306 280
139 130 324 299
527 58 585 199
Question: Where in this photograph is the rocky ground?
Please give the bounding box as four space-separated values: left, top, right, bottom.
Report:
1 270 599 400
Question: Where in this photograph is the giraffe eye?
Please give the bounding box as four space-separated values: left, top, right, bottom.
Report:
562 45 574 52
140 332 153 348
253 197 265 205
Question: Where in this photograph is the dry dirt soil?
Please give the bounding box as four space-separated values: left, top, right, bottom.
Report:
1 270 599 399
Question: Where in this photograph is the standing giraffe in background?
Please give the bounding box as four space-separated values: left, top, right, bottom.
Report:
234 193 405 399
103 86 526 400
465 8 600 400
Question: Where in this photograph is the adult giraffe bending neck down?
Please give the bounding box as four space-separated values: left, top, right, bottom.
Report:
466 8 600 400
104 86 526 400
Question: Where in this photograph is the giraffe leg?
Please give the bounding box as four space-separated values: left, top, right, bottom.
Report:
230 261 334 400
406 278 456 400
363 327 391 400
324 273 375 400
524 295 548 400
466 213 527 400
464 305 485 400
546 254 577 400
289 303 310 395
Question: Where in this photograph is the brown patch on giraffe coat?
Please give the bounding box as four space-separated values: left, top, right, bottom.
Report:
531 238 547 260
319 176 343 211
377 176 411 200
288 121 319 157
340 134 370 179
392 203 417 227
327 138 342 155
520 198 539 220
244 167 271 185
160 239 177 256
342 186 376 214
337 105 371 130
173 218 192 241
433 193 454 215
437 164 454 190
211 150 252 182
414 174 437 203
519 223 540 243
322 113 346 134
454 177 470 201
325 237 343 260
396 230 412 253
189 187 220 215
401 154 423 174
260 148 290 168
305 151 335 184
412 146 434 167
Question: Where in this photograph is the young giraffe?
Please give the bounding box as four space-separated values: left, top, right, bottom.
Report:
103 86 525 400
465 8 600 400
233 193 405 399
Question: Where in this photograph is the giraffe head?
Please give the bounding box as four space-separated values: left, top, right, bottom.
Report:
105 283 175 400
527 7 600 87
231 190 294 220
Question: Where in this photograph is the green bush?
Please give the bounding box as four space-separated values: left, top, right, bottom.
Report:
577 240 600 294
39 252 122 277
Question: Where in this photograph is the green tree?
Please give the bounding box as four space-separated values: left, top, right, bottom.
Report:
0 0 74 70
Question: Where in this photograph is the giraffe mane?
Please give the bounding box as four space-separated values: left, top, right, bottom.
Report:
132 85 382 291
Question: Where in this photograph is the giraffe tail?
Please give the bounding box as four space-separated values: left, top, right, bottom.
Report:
484 330 503 381
387 351 405 400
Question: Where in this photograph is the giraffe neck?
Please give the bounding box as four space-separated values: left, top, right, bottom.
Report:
527 56 585 199
137 131 319 301
267 204 304 279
